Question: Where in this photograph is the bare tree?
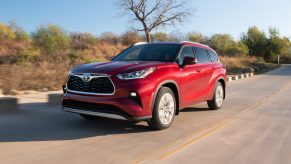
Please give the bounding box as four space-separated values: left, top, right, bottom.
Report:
118 0 192 42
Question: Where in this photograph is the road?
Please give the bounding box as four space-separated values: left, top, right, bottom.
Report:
1 65 291 164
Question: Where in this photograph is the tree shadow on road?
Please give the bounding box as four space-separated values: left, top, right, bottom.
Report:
0 103 151 142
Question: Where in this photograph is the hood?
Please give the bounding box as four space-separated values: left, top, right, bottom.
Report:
71 61 173 75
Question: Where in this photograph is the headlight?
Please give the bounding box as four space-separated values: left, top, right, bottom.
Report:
116 67 156 80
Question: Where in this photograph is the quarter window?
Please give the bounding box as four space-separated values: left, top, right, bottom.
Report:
194 47 210 63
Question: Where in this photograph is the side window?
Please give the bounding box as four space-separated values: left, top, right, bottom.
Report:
194 47 211 63
208 50 218 62
178 46 195 65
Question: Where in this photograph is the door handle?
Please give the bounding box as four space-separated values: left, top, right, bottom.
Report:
196 69 201 73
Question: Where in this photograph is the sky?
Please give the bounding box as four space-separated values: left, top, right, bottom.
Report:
0 0 291 39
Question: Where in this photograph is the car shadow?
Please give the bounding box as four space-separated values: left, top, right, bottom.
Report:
0 102 151 142
180 107 210 112
0 103 213 142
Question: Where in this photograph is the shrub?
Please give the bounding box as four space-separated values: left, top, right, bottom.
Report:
120 31 142 46
70 32 98 50
99 32 119 44
0 23 15 40
187 32 208 43
9 22 30 42
210 34 248 56
32 24 71 56
153 32 168 42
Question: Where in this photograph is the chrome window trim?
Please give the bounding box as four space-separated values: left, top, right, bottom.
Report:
67 73 116 96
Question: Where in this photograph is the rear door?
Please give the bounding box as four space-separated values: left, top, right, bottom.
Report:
206 50 223 98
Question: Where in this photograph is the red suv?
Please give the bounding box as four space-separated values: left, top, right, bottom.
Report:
62 41 226 130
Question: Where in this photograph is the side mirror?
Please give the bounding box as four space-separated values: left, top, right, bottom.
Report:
183 56 198 65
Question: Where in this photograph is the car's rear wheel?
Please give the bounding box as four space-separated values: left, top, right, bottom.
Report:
148 87 176 130
80 114 99 120
207 82 224 110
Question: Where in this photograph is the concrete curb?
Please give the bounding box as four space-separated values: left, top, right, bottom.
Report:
227 72 254 82
0 97 18 111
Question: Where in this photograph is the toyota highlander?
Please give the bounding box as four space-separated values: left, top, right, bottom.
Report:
62 41 227 130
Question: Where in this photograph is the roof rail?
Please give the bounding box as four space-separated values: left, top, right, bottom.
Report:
134 42 148 45
180 41 210 47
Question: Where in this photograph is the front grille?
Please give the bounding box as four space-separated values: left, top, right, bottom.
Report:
62 99 131 117
67 74 114 94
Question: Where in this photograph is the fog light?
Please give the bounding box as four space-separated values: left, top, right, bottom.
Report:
130 92 137 97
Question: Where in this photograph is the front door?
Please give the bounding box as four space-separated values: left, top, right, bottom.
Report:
179 46 205 107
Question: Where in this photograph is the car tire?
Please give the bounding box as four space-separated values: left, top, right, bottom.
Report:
148 87 176 130
207 82 224 110
80 114 100 120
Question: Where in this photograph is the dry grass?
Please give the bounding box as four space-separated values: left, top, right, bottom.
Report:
220 56 258 69
93 43 126 60
220 56 279 74
0 42 127 95
0 63 70 95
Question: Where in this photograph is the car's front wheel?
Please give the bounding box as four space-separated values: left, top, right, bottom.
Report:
207 82 224 110
148 87 176 130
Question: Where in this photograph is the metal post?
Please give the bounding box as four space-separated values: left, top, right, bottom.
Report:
278 54 280 64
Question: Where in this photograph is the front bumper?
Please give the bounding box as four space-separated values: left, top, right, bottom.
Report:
62 76 156 121
62 107 151 121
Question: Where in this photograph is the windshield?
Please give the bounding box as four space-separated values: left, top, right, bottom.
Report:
112 44 181 62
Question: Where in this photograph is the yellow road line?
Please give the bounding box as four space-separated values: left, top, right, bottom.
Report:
158 81 291 161
159 118 231 160
133 80 291 163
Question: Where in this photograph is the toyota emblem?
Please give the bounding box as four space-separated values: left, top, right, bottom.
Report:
82 73 91 82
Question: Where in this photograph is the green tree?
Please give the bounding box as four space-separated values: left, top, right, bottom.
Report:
210 33 248 56
9 22 30 42
0 23 15 40
187 32 208 43
265 27 291 62
32 24 70 55
241 26 267 56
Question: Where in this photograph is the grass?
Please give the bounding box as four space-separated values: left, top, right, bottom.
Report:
220 56 279 75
